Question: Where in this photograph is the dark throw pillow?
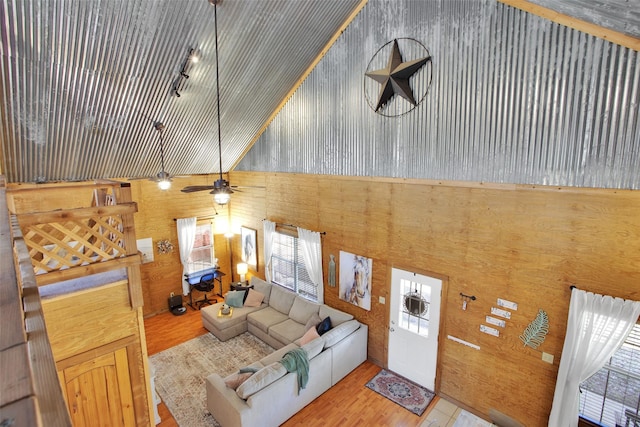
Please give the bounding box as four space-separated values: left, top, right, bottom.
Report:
316 316 332 336
235 286 252 304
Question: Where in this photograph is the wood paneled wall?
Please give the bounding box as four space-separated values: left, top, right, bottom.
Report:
228 170 640 426
129 174 237 316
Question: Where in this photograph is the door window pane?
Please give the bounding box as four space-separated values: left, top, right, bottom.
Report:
397 278 430 338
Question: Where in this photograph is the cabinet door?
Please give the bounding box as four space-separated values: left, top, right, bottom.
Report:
60 347 136 427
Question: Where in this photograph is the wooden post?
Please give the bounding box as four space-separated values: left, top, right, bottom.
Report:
113 183 144 309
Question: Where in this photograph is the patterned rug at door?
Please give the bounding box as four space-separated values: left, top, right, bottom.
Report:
149 332 274 426
365 369 435 416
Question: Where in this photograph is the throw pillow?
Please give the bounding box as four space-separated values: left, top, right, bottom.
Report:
304 312 322 331
316 316 332 336
234 286 252 303
243 288 265 307
299 326 320 345
224 372 253 390
225 290 246 308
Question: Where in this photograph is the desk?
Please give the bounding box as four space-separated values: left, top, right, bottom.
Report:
184 268 225 310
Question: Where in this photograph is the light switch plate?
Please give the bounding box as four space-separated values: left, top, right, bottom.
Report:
542 352 554 364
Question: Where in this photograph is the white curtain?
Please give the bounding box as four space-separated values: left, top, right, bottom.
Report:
548 289 640 427
297 227 324 304
262 220 276 282
177 217 197 295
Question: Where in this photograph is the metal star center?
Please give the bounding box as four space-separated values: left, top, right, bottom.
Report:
365 39 431 112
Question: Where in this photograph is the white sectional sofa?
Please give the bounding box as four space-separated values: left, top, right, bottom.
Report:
201 277 368 427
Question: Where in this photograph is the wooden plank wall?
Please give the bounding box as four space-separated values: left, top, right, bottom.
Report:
229 170 640 426
128 174 233 316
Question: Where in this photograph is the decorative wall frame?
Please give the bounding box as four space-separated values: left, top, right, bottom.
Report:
339 250 372 311
241 226 258 271
137 237 154 263
156 239 174 255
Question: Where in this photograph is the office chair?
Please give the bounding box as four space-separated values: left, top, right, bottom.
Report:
194 272 217 309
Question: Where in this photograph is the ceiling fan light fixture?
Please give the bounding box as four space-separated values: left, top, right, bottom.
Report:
158 179 172 190
213 190 231 205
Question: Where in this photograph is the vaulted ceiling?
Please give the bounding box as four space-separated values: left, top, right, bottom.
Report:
0 0 637 184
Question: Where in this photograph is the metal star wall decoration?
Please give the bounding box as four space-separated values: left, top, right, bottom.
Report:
365 39 431 113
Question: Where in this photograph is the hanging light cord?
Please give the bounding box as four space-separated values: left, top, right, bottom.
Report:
158 126 167 175
214 2 223 182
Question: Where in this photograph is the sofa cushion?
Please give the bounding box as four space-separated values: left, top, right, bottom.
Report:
259 343 299 366
319 305 354 326
322 319 360 348
305 312 322 331
316 316 332 335
236 361 288 399
301 335 324 359
250 277 272 304
244 288 265 307
247 307 289 334
269 318 307 344
201 302 264 331
289 297 320 324
299 327 320 346
269 285 297 314
225 290 246 308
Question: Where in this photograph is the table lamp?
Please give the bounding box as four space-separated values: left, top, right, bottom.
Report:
237 263 248 283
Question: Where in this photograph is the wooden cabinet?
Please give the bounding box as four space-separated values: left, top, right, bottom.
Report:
59 347 135 426
42 283 153 427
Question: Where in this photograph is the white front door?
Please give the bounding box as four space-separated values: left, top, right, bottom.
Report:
388 267 442 391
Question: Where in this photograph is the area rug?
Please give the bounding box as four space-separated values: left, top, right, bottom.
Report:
149 332 274 426
365 369 435 416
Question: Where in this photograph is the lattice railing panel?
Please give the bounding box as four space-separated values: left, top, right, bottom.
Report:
24 215 126 274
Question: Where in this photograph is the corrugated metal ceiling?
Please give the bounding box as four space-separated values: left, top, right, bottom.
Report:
0 0 637 184
0 0 364 183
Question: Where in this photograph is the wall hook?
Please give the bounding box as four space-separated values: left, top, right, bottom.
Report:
460 292 476 310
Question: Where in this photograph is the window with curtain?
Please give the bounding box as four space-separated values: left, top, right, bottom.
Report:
579 322 640 427
271 231 317 301
186 223 215 273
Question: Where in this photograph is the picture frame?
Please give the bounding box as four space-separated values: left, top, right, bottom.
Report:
339 250 373 311
241 226 258 271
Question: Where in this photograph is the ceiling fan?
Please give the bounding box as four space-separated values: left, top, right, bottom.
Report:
130 121 173 190
181 0 236 205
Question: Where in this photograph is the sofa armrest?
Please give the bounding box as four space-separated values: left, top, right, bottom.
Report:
329 323 368 386
206 373 250 427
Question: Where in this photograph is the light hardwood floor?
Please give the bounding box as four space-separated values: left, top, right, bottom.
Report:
144 308 441 426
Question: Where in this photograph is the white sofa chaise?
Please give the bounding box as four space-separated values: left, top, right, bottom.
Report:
202 277 368 427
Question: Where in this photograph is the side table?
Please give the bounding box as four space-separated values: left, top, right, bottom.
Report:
230 282 252 291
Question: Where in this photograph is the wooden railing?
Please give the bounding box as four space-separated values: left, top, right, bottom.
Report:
18 203 140 287
0 176 72 427
7 181 143 308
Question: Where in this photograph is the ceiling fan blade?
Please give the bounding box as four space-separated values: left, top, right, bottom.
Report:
230 185 266 189
181 185 215 193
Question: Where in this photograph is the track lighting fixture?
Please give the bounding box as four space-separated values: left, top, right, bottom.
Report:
173 47 200 97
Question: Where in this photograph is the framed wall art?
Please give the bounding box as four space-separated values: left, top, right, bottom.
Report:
339 250 372 311
241 226 258 271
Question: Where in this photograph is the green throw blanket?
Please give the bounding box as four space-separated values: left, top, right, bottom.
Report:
280 347 309 393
